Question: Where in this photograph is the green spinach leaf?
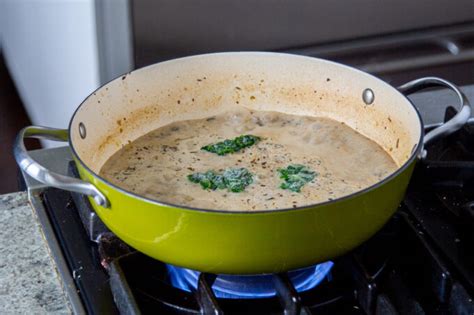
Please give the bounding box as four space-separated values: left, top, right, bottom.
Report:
188 168 253 192
277 164 316 192
201 135 261 155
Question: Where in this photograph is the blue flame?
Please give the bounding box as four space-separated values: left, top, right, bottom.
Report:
167 262 334 299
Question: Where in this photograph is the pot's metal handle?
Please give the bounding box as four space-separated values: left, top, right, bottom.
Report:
14 126 109 207
398 77 471 150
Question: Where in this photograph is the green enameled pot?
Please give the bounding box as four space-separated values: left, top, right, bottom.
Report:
15 52 470 274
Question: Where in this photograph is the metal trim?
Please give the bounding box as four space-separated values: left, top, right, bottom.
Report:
14 126 109 208
398 77 471 148
94 0 134 84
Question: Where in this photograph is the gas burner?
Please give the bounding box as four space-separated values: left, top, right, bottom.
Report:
106 251 353 314
166 262 334 299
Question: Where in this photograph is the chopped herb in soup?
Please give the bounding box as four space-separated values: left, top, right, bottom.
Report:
202 135 261 156
99 107 398 211
188 168 253 192
277 164 316 192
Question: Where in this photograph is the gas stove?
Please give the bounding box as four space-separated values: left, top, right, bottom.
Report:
21 86 474 314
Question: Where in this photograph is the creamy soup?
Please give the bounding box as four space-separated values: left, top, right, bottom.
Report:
99 108 398 211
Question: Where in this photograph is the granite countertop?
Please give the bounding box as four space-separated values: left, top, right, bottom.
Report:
0 192 71 314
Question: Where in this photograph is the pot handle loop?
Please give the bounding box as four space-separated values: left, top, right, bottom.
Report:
398 77 471 155
14 126 110 207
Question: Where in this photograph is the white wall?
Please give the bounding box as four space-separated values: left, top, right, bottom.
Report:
0 0 101 134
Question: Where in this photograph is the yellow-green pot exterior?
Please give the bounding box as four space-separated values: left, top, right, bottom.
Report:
75 156 416 275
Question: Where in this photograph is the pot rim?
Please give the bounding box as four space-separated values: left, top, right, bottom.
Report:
68 51 424 214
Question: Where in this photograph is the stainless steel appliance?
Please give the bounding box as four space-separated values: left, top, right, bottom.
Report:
132 1 474 86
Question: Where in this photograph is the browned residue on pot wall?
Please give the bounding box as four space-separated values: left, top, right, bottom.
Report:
69 54 420 175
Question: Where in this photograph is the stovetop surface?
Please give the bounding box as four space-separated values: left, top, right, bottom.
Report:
22 86 474 315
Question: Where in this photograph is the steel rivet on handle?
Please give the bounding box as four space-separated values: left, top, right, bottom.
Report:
79 122 87 139
362 88 375 105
